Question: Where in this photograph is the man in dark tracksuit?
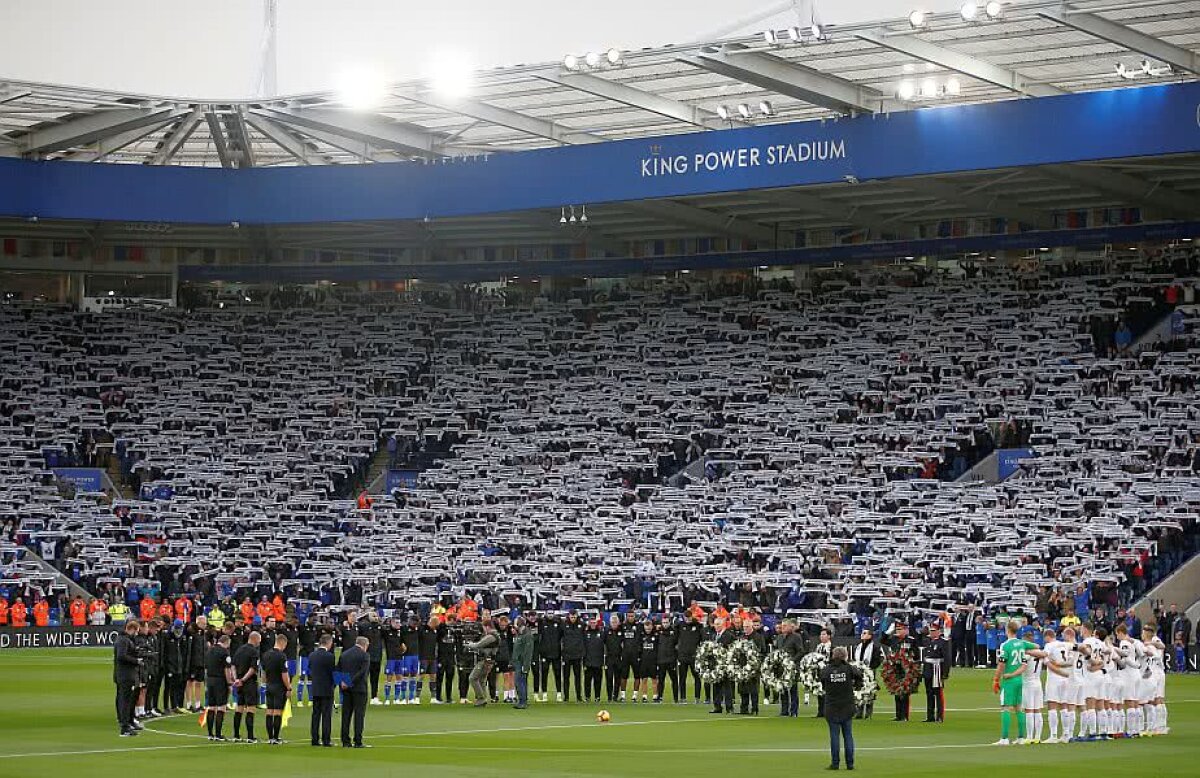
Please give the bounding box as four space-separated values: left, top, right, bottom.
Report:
456 620 480 703
603 615 624 702
114 620 141 736
538 614 563 702
139 620 163 717
358 616 383 703
656 619 679 703
619 614 642 702
435 613 458 702
918 622 952 722
560 612 585 702
774 619 805 716
527 612 545 700
163 620 187 712
676 613 704 704
583 619 605 703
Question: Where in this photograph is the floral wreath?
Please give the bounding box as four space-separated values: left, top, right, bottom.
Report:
695 641 728 683
796 650 828 695
724 639 763 683
850 660 879 707
759 649 798 693
881 648 921 696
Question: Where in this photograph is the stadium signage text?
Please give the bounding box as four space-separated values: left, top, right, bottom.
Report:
0 625 121 650
640 139 847 178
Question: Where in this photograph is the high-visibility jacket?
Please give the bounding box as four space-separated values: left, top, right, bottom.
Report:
208 606 226 629
10 602 28 627
32 600 50 626
0 599 8 625
713 605 730 622
70 599 87 626
108 603 130 623
271 596 285 622
458 598 479 622
175 598 193 623
89 599 108 618
256 601 274 621
157 602 174 620
140 598 157 622
240 601 255 623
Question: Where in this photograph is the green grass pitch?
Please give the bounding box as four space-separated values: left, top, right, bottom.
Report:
1 649 1197 777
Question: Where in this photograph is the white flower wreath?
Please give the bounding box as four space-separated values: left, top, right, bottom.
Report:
695 641 728 683
759 649 798 693
796 650 828 695
850 660 879 707
724 639 763 683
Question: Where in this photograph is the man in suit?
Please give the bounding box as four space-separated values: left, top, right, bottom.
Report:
851 628 882 719
338 636 371 748
308 633 336 747
774 619 804 717
709 618 737 714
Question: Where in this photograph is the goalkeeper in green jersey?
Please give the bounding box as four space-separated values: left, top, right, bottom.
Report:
992 619 1048 745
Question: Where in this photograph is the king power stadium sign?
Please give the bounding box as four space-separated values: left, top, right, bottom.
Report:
640 139 847 178
0 625 121 650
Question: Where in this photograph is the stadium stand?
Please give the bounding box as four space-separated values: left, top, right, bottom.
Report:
3 246 1199 630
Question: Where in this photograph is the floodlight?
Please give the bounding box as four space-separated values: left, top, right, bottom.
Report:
922 77 937 96
788 26 803 42
945 77 961 95
759 100 774 116
563 54 580 70
606 48 623 66
585 51 601 68
909 10 927 28
810 23 824 40
898 81 916 100
984 1 1002 19
430 51 474 98
336 65 388 110
737 103 752 119
960 3 978 21
763 30 778 45
717 105 730 120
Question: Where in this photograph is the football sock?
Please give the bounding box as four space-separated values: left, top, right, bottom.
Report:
233 711 242 739
1001 711 1012 740
245 712 255 739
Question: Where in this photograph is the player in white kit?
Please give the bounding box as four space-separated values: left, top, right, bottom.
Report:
1041 626 1077 743
1113 624 1143 737
1078 624 1107 740
1140 625 1168 735
1020 631 1047 744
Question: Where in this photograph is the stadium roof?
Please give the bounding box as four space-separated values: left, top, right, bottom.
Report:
1 0 1197 168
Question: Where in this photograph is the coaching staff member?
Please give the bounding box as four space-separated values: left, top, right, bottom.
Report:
114 619 141 736
820 646 864 771
309 633 336 747
338 636 371 748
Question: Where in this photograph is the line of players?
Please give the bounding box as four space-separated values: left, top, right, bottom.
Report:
995 620 1169 745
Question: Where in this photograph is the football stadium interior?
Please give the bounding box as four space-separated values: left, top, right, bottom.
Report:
1 1 1199 775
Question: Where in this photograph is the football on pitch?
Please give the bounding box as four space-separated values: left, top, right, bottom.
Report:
596 710 611 723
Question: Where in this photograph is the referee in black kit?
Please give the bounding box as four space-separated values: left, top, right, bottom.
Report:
261 634 291 744
232 631 262 743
